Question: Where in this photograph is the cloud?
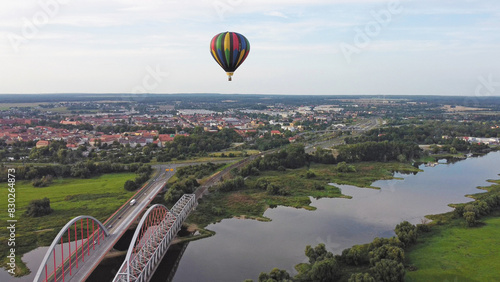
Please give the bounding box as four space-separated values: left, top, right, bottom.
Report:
1 0 500 94
264 11 289 19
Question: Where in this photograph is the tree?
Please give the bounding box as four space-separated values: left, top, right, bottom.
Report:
342 244 370 266
463 204 479 225
142 146 152 156
464 211 477 227
475 200 490 216
70 161 96 178
258 268 292 282
124 180 138 191
348 273 375 282
394 221 417 247
310 258 340 282
370 259 405 282
369 244 405 266
305 243 333 264
26 198 53 217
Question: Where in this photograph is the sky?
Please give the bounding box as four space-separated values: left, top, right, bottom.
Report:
0 0 499 96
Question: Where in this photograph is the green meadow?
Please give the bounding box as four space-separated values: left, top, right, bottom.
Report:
406 212 500 281
406 179 500 281
0 173 136 275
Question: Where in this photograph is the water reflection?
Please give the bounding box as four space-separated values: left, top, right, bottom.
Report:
4 152 499 281
171 152 500 282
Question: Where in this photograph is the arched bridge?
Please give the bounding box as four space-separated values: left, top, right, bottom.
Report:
113 194 196 282
33 194 196 282
33 216 110 282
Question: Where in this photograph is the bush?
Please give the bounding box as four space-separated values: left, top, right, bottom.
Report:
370 259 405 282
453 205 465 218
310 258 341 282
369 244 405 266
349 273 375 282
216 176 244 192
394 221 417 247
463 204 478 227
255 179 269 190
124 180 137 191
267 184 280 195
258 268 292 282
211 206 224 216
336 162 356 173
416 223 431 233
306 171 316 179
314 183 325 190
266 184 289 196
342 244 370 266
26 198 53 217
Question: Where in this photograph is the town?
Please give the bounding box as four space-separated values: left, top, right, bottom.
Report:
1 94 499 164
1 94 500 282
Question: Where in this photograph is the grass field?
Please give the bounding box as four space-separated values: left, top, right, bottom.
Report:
406 211 500 282
0 173 137 274
0 103 49 110
405 178 500 281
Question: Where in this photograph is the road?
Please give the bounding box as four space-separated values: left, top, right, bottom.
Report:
305 118 382 154
74 161 236 281
65 120 382 281
64 165 175 282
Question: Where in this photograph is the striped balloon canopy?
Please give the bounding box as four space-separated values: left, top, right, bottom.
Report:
210 32 250 81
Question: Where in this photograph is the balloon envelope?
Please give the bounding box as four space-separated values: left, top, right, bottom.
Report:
210 32 250 81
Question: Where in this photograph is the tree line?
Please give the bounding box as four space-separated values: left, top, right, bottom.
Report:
123 164 154 191
453 193 500 227
237 142 420 178
163 162 224 204
346 121 500 145
0 161 149 183
156 128 243 161
336 141 422 163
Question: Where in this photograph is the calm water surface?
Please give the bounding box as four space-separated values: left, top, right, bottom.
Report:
3 152 500 282
171 152 500 282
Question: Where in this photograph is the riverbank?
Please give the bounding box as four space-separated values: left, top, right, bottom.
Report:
187 161 421 229
0 173 137 276
251 178 500 281
170 151 500 282
405 178 500 281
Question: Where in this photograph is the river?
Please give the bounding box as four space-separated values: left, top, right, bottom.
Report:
3 152 500 282
170 152 500 282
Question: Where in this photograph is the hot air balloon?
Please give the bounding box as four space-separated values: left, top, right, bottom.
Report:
210 32 250 81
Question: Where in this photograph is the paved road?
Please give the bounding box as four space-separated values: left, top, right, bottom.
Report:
72 161 238 281
67 165 175 281
305 118 382 153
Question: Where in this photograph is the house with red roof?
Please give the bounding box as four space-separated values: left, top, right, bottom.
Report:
36 140 50 148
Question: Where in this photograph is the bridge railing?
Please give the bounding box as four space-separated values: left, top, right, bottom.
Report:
113 194 196 282
33 216 109 282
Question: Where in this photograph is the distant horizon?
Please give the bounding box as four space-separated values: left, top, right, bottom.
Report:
1 93 500 97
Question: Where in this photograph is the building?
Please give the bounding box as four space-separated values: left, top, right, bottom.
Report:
36 140 50 148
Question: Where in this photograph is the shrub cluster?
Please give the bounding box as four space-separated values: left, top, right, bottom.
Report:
454 194 500 227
